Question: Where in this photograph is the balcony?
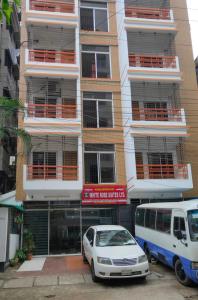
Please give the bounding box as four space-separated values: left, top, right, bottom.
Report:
24 77 80 134
133 107 183 122
127 32 181 81
29 0 74 13
124 2 176 32
126 137 193 198
26 0 78 26
25 26 79 77
23 136 83 200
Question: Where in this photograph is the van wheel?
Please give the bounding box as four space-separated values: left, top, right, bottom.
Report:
174 259 192 286
82 247 88 264
91 261 99 282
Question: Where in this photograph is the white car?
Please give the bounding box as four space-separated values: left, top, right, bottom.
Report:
82 225 149 282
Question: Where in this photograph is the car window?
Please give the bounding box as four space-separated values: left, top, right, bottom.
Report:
96 230 136 247
86 228 94 243
174 217 186 239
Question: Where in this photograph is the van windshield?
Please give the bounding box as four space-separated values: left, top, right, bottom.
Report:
188 210 198 241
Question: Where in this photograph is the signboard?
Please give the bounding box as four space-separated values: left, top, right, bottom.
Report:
82 185 127 205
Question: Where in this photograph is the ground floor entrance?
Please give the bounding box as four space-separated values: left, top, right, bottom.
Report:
24 201 117 255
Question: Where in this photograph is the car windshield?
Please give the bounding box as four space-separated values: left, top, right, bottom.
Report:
188 210 198 241
96 230 136 247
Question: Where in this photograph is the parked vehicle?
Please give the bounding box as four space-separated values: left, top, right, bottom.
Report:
82 225 149 282
135 200 198 286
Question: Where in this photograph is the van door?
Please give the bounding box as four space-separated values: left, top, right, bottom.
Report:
171 210 189 258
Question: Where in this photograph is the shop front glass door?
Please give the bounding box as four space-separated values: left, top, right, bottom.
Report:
50 209 81 254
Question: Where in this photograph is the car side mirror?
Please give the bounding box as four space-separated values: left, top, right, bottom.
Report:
175 230 183 240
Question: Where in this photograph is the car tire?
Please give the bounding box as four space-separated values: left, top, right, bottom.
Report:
82 247 88 264
174 259 193 286
91 261 99 282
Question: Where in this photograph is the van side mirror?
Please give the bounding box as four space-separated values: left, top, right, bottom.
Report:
175 230 183 240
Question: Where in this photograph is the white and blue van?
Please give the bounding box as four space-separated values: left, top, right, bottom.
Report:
135 200 198 285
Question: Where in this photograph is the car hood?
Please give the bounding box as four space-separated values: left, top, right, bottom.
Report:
95 245 145 259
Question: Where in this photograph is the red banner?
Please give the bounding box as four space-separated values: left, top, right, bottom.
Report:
82 185 127 205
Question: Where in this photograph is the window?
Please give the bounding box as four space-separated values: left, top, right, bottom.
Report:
86 228 94 243
156 209 171 234
80 1 108 32
148 152 174 179
84 144 115 184
81 45 110 78
145 209 156 229
5 49 13 76
174 217 186 239
83 92 113 128
144 102 168 121
32 152 56 179
136 208 145 226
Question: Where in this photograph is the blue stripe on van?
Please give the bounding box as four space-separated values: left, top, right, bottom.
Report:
136 236 198 284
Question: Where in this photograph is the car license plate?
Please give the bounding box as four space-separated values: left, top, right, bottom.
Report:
122 270 132 276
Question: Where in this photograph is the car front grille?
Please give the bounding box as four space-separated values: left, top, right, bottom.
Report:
112 258 137 266
110 271 142 277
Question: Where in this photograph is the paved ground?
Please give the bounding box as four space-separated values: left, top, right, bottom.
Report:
0 256 197 300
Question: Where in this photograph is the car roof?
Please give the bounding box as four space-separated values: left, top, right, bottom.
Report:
89 225 126 231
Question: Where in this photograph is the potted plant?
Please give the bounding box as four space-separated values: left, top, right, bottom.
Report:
23 229 35 260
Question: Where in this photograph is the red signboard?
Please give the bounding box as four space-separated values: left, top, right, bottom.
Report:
82 185 127 205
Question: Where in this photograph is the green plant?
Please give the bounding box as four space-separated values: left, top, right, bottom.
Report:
23 229 35 255
15 249 26 262
9 257 19 267
0 0 20 25
14 214 23 225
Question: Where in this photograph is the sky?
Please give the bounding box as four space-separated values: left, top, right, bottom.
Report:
187 0 198 58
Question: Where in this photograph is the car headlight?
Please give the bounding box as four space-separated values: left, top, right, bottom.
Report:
97 257 112 265
191 262 198 269
138 255 147 263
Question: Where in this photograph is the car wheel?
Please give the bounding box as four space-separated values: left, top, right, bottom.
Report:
174 259 193 286
91 261 99 282
82 247 88 264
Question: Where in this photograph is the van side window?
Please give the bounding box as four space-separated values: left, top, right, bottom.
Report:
174 217 186 239
145 209 156 229
156 209 171 234
136 208 145 226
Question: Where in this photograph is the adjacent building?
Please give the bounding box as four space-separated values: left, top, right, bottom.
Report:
16 0 198 255
0 4 20 194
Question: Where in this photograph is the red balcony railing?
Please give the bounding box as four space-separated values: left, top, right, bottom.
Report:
28 103 77 118
29 50 75 64
133 107 182 122
30 0 74 13
125 6 171 20
136 164 188 180
27 165 78 180
129 54 177 69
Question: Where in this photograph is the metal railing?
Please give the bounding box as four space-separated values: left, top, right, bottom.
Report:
29 49 75 64
129 54 177 68
27 165 78 180
28 103 77 118
30 0 74 13
136 164 188 179
133 107 182 122
125 6 171 20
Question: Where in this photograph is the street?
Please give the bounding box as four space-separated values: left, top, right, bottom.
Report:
0 261 197 300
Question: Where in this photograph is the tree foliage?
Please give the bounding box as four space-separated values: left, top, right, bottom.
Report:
0 0 20 25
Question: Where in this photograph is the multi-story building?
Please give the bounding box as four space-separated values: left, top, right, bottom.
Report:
16 0 198 255
0 4 20 194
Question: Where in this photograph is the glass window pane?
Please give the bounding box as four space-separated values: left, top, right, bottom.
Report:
84 144 114 152
80 8 94 30
97 53 110 78
100 153 115 183
84 153 98 183
81 1 107 8
136 208 145 226
82 53 96 77
145 209 156 229
82 45 109 52
156 209 171 234
83 100 97 128
98 101 113 127
83 91 112 100
95 10 108 32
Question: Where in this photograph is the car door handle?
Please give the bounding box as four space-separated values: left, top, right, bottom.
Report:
173 244 176 248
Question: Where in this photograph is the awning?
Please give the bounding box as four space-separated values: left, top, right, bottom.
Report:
0 191 24 212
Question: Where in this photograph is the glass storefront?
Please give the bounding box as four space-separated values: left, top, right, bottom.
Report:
24 202 116 255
